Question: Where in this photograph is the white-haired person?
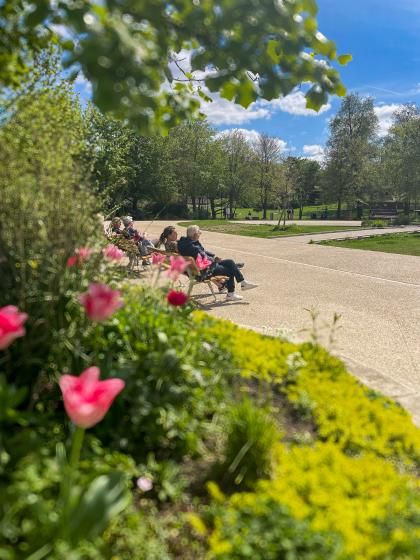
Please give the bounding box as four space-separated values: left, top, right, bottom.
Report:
122 216 155 256
177 225 258 301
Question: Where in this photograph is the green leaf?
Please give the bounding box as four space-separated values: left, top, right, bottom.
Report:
67 472 131 545
337 54 353 66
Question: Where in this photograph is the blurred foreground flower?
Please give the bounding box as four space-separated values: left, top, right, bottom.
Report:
59 366 125 428
167 290 189 307
67 246 93 267
151 252 166 266
137 476 153 492
196 254 212 270
103 244 124 261
0 305 28 350
80 283 123 321
166 255 188 280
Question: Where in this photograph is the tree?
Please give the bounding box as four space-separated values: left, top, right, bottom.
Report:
254 133 283 219
221 130 255 217
167 120 220 217
294 159 320 219
323 94 378 218
0 0 349 132
382 106 420 213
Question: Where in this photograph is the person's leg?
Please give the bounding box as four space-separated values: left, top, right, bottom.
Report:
212 263 235 292
219 259 244 283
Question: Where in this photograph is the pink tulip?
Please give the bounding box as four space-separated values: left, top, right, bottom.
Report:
59 366 125 428
165 255 188 280
79 283 123 321
103 245 124 261
151 253 166 266
196 254 212 270
66 247 93 267
0 305 28 350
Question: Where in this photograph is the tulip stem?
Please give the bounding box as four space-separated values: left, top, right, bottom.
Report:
69 426 85 472
58 426 85 540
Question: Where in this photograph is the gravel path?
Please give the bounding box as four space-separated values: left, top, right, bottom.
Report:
138 221 420 424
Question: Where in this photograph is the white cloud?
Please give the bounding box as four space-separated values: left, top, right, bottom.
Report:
74 72 93 98
303 144 325 163
374 104 402 136
202 95 270 125
217 128 288 152
266 91 332 117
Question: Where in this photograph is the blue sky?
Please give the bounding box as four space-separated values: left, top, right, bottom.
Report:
74 0 420 161
211 0 420 160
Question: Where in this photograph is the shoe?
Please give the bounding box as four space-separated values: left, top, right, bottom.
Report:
218 283 227 293
226 292 243 301
241 280 258 291
236 262 245 269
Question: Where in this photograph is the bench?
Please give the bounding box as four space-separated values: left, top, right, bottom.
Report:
105 227 151 274
152 248 229 302
369 203 398 221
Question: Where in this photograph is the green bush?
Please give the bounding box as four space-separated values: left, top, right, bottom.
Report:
215 399 280 491
0 84 101 394
203 492 344 559
61 286 233 461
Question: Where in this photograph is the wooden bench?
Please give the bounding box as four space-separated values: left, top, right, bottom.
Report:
105 227 151 274
369 203 398 221
152 248 229 302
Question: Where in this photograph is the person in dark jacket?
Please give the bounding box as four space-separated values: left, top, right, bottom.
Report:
177 225 258 301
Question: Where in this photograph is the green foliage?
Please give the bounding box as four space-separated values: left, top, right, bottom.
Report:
62 286 233 460
216 399 281 491
1 0 347 132
203 491 344 559
0 83 101 393
0 437 134 559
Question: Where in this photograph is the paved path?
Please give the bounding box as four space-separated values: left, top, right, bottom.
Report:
140 222 420 424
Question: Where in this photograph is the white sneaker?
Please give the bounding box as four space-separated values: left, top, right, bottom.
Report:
226 292 243 301
241 280 259 291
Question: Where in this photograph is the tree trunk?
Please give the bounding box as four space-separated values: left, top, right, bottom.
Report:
336 198 342 219
191 196 196 214
299 204 303 220
209 197 216 219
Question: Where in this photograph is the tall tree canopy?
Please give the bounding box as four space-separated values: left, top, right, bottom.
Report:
0 0 349 133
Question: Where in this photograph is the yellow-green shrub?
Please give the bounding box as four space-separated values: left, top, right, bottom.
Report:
205 443 420 560
286 347 420 465
194 313 297 381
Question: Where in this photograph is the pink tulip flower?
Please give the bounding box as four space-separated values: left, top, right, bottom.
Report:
0 305 28 350
196 254 212 270
79 283 123 321
66 247 93 267
59 366 125 428
103 245 124 261
151 253 166 266
165 255 188 280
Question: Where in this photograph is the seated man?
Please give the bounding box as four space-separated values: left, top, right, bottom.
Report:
177 225 258 301
122 216 155 256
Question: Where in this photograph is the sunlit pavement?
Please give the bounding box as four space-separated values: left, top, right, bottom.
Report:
137 221 420 424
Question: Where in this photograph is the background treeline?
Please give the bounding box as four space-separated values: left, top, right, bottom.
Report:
4 51 419 222
87 94 420 222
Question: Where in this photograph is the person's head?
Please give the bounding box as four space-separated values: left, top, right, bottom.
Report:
186 224 201 241
122 216 133 228
159 225 178 246
112 217 122 228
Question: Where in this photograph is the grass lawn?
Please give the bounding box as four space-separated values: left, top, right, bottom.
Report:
320 232 420 256
177 220 360 238
232 204 346 220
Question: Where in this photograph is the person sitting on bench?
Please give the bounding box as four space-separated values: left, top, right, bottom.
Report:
177 225 258 301
158 225 179 253
122 216 155 256
111 217 123 235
